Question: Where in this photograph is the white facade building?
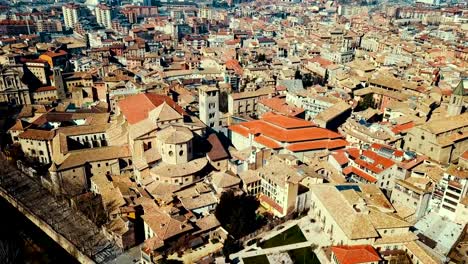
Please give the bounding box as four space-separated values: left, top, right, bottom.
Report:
62 3 81 30
96 4 113 29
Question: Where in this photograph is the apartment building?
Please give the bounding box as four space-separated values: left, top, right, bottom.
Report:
36 19 63 33
430 165 468 225
96 4 113 29
62 3 81 30
25 61 49 85
286 92 341 121
390 178 432 222
228 87 275 116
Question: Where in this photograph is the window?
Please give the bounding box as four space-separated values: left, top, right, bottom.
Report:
444 198 458 206
168 151 173 157
179 150 183 156
442 204 456 212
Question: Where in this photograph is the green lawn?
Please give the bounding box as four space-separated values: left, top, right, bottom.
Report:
260 225 307 249
288 247 320 264
242 255 270 264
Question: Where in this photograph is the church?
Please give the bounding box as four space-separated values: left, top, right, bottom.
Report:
0 65 32 105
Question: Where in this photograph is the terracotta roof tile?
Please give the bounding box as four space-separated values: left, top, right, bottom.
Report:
18 129 55 140
35 86 57 92
355 150 395 174
258 97 304 117
332 151 349 166
207 134 230 161
391 121 415 134
254 135 282 149
259 193 283 214
286 139 348 152
331 245 381 264
343 166 378 183
118 93 186 124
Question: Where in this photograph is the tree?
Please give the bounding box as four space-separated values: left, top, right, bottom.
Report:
257 54 266 62
294 70 302 80
219 91 228 113
4 143 24 162
302 73 318 87
222 237 242 260
215 191 262 239
356 93 375 111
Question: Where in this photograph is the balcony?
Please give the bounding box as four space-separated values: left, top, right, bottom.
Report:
448 180 462 189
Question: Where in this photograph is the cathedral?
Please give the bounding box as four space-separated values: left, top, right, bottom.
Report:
0 65 32 105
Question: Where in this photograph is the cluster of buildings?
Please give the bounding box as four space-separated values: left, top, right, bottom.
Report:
0 0 467 263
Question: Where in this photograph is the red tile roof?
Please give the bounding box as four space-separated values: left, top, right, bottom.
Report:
259 193 283 214
225 59 243 75
343 166 377 183
35 86 57 92
286 139 347 152
332 151 349 166
261 112 314 129
229 124 250 137
118 93 186 124
347 148 360 159
18 129 55 140
331 245 381 264
207 133 230 161
41 49 68 58
309 56 334 67
231 119 341 142
391 121 415 134
355 150 395 174
258 97 304 117
461 150 468 160
229 112 346 152
370 143 404 157
254 135 282 149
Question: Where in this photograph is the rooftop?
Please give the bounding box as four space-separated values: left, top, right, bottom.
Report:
118 93 186 125
331 245 381 264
